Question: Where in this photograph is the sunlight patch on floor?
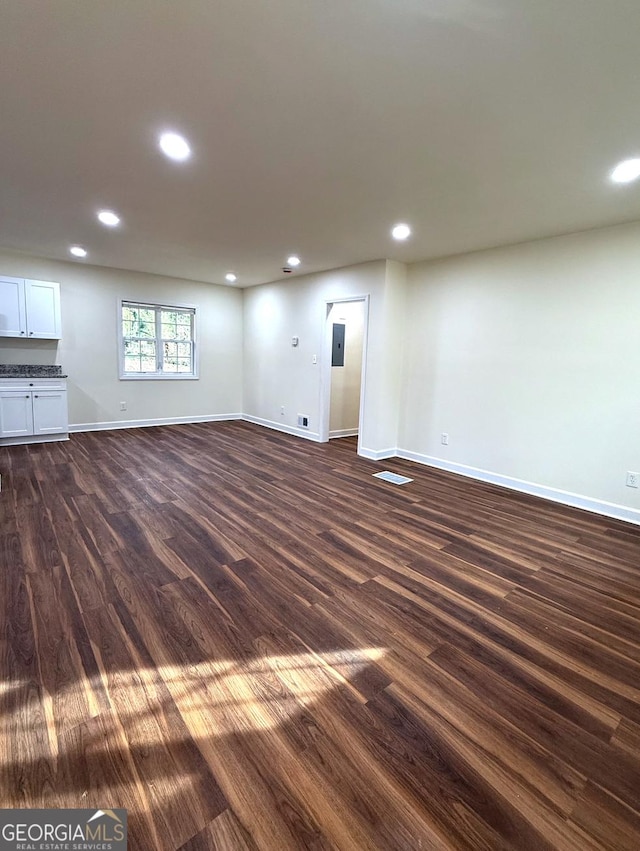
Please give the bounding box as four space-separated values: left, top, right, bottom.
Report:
153 646 388 737
0 645 388 794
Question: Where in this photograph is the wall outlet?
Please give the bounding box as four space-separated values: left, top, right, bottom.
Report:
298 414 309 428
120 401 127 411
441 433 449 445
312 354 317 364
280 406 285 416
626 471 639 488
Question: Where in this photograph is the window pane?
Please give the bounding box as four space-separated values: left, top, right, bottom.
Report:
176 324 191 341
177 358 191 372
161 323 178 340
161 310 178 324
122 306 136 322
125 340 141 356
141 356 156 372
122 319 137 338
137 321 155 338
124 356 141 373
141 340 156 357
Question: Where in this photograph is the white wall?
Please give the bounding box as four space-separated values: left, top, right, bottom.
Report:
0 250 243 427
380 260 409 451
243 260 407 455
329 301 364 435
399 221 640 517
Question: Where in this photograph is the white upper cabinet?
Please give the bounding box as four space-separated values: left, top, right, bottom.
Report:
0 276 27 337
25 279 62 338
0 276 61 339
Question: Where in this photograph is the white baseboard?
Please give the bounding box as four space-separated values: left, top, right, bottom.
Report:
0 433 70 447
396 448 640 527
358 446 398 461
242 415 321 442
329 428 359 439
69 413 242 433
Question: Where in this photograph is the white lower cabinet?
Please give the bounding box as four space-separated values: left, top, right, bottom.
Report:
0 391 33 437
0 379 68 443
33 391 68 434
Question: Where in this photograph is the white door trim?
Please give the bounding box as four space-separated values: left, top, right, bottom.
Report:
318 294 370 450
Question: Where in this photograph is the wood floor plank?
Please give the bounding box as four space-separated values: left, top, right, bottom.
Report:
26 568 97 738
86 604 228 850
54 710 163 851
612 716 640 756
427 643 640 815
1 421 639 849
370 646 588 817
178 809 258 851
383 684 601 851
567 781 640 851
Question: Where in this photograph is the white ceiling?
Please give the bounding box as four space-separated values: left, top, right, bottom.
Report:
1 0 640 287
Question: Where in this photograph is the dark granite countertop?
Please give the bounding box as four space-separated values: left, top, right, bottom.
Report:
0 364 68 378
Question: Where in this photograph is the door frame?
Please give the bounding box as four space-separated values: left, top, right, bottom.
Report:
318 294 370 450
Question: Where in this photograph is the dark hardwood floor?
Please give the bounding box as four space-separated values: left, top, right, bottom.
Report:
2 420 640 850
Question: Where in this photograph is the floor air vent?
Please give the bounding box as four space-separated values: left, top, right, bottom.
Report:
373 471 413 485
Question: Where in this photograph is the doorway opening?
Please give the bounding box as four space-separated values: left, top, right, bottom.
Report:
319 296 369 451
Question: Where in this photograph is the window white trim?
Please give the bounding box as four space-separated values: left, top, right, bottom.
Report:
118 298 199 380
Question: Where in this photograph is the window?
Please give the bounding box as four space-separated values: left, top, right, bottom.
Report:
119 301 197 379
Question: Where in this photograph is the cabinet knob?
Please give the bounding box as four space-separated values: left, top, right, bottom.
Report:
34 395 39 399
29 383 34 386
25 395 29 399
29 331 34 336
20 331 25 335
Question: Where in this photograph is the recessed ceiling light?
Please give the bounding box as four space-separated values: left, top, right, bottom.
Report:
287 255 301 267
97 209 120 227
225 272 237 283
69 245 87 258
159 132 191 162
391 223 411 241
610 158 640 184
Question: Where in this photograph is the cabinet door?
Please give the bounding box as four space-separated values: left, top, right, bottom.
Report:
0 277 27 337
32 391 68 435
25 279 61 339
0 392 34 437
